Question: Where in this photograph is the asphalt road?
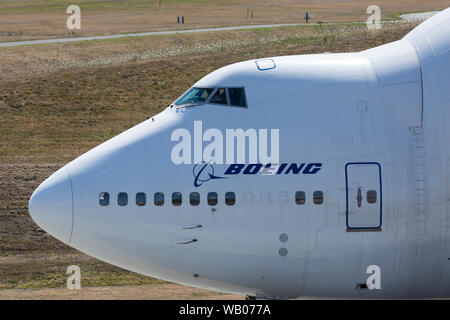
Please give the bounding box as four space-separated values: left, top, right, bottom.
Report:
0 23 315 48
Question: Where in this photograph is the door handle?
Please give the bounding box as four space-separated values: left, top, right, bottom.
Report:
357 188 362 208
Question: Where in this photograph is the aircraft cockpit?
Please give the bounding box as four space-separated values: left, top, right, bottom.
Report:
174 87 247 108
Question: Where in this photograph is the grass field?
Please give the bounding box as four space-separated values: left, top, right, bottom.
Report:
0 0 448 42
0 20 420 296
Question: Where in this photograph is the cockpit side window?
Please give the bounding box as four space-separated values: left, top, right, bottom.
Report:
209 88 228 105
228 88 247 107
175 87 214 106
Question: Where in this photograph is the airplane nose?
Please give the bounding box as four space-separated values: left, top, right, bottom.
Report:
28 168 73 244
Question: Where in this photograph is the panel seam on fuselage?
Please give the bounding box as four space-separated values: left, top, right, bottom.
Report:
68 172 75 245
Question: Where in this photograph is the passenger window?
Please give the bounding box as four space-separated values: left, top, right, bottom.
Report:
99 192 109 206
367 190 377 204
208 192 218 206
172 192 182 206
277 191 289 206
225 192 235 206
154 192 164 206
242 192 254 206
118 192 128 206
228 88 247 107
190 192 200 206
295 191 306 205
260 192 271 206
209 88 228 105
313 191 323 205
136 192 146 206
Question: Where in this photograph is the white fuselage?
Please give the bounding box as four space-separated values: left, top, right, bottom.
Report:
29 8 450 298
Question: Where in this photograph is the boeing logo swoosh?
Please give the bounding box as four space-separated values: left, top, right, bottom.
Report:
193 162 226 187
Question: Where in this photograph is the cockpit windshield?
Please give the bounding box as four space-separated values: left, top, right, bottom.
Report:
174 87 248 108
175 87 214 106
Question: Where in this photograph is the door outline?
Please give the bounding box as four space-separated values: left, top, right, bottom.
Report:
345 162 382 230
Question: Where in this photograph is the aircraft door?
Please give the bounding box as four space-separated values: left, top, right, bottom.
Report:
345 162 382 230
